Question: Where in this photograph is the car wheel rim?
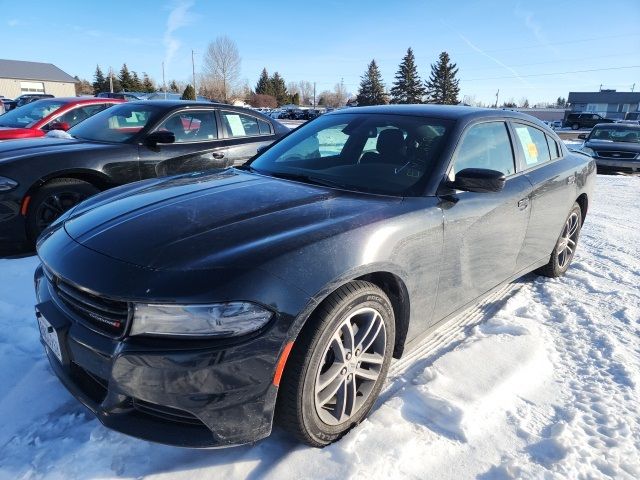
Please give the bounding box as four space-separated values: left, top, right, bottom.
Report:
35 191 87 232
556 211 580 269
314 307 387 426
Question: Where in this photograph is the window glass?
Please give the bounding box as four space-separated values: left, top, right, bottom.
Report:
588 126 640 143
156 111 217 142
0 99 64 128
546 134 560 159
52 104 111 129
513 124 551 167
250 113 452 196
222 112 260 137
453 122 515 176
258 119 272 135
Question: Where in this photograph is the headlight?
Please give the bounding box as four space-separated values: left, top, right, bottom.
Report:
131 301 273 337
580 146 595 157
0 176 18 192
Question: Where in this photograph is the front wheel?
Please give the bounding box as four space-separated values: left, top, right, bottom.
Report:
535 203 582 278
26 178 99 244
276 281 395 447
571 123 580 130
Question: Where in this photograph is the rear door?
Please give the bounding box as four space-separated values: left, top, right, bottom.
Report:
511 122 578 269
219 110 279 166
138 109 229 179
434 120 533 321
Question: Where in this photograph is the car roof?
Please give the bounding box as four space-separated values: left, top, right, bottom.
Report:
30 97 124 105
593 122 640 129
327 104 547 124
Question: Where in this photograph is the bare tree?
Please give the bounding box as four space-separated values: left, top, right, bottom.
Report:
298 80 313 105
287 81 301 99
202 35 241 103
334 81 347 107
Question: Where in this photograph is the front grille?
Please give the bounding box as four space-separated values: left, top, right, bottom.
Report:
132 399 204 425
595 151 637 159
49 272 130 337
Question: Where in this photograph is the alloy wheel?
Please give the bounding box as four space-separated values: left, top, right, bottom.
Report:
35 191 87 232
557 211 580 269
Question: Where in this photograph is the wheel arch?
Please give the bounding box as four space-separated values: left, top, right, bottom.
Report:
576 192 588 224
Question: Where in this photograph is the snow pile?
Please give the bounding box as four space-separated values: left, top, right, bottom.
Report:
0 175 639 479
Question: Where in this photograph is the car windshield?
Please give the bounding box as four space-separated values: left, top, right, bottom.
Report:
249 113 452 196
68 103 164 143
589 127 640 143
0 99 65 128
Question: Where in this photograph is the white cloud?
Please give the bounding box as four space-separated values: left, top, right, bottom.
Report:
163 0 196 72
514 1 560 55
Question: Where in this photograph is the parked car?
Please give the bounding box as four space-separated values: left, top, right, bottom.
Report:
96 91 149 101
616 111 640 125
0 97 123 141
0 101 4 116
32 105 595 448
578 123 640 172
0 100 288 251
564 112 614 130
146 92 212 102
0 97 17 112
15 93 55 108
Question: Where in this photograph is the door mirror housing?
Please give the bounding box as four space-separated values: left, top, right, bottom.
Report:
450 168 506 193
577 133 588 140
145 130 176 146
256 145 269 155
49 121 71 131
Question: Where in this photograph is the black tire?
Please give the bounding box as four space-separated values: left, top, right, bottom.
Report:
571 123 580 130
276 280 395 447
26 178 99 244
535 202 582 278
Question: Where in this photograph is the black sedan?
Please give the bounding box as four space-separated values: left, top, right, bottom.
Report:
578 123 640 172
0 100 288 252
34 105 595 448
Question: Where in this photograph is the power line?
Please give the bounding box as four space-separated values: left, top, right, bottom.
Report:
462 65 640 82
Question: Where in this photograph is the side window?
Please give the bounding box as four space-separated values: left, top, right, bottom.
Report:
258 119 272 135
53 104 108 128
513 124 551 168
221 111 261 137
546 134 561 159
156 111 217 143
453 122 516 176
277 124 349 162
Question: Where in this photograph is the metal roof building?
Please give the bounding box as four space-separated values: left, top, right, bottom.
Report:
0 59 77 99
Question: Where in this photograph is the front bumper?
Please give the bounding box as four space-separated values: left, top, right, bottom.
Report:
595 158 640 171
35 264 283 448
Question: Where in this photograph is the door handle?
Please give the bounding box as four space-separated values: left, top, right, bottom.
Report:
567 175 576 185
212 152 225 159
517 198 529 210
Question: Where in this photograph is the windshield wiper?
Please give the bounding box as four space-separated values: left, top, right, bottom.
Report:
266 171 350 189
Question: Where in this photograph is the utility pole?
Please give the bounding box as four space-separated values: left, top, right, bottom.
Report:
191 49 196 94
313 82 316 108
632 83 636 92
162 62 167 99
495 89 499 108
109 67 114 93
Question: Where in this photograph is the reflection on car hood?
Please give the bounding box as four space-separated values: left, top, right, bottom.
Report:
64 169 396 270
0 126 41 140
0 137 118 164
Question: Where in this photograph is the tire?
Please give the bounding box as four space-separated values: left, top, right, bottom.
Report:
26 178 99 244
571 123 580 130
276 280 395 447
535 202 582 278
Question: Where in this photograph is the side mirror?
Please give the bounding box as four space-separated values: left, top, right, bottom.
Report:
256 145 269 155
450 168 506 193
577 133 588 140
145 130 175 146
49 121 71 131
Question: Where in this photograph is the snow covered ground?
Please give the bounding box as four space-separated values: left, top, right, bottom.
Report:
0 175 638 479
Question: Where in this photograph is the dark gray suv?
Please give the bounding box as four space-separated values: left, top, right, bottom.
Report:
565 112 614 130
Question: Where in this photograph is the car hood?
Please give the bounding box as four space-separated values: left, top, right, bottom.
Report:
585 140 640 153
0 126 42 140
0 137 119 164
63 169 397 271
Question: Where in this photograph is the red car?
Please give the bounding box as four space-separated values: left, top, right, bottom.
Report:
0 97 123 140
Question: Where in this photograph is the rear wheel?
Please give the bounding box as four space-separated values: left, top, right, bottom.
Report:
276 281 395 447
535 202 582 278
571 123 580 130
26 178 99 244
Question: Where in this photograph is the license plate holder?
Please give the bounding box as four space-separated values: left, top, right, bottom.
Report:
37 311 63 364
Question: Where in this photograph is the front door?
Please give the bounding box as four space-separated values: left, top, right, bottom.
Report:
434 121 532 321
138 109 229 179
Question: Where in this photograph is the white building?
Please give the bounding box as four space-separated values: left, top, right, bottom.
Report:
0 59 77 98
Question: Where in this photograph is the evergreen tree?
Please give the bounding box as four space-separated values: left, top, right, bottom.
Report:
425 51 460 105
255 68 272 96
390 48 425 104
291 92 300 105
181 84 196 100
142 73 155 93
356 59 387 106
169 80 179 93
270 72 289 106
93 65 106 94
131 71 143 92
118 63 133 91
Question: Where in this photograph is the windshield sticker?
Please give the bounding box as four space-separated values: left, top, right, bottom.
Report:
515 127 539 165
226 114 246 136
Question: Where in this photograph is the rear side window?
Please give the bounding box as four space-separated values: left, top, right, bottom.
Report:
221 111 261 137
546 134 561 159
258 119 272 135
453 121 516 176
513 124 551 168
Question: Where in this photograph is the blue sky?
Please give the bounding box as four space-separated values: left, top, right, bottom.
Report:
1 0 639 104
